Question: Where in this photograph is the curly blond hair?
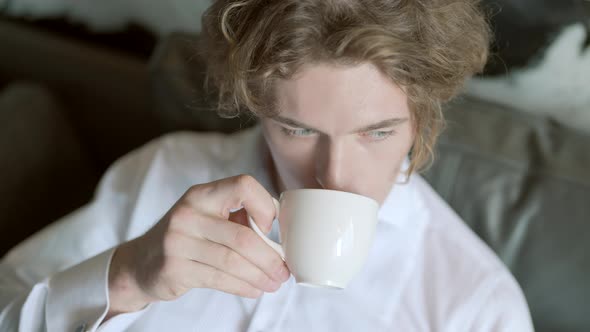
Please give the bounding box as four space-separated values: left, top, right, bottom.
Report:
200 0 491 175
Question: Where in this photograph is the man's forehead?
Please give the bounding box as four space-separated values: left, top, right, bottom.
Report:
272 63 410 134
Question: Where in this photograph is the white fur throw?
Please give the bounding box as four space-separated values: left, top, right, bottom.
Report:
465 23 590 134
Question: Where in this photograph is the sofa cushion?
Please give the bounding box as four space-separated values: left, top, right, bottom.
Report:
0 83 99 256
424 96 590 332
0 19 161 172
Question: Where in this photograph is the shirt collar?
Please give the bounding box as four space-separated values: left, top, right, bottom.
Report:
377 158 417 226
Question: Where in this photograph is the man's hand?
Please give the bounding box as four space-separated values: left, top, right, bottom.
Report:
106 175 290 318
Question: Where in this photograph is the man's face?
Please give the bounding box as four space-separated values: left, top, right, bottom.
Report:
261 62 415 205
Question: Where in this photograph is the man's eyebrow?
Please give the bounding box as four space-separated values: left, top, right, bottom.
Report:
354 118 408 132
272 115 408 133
272 116 318 131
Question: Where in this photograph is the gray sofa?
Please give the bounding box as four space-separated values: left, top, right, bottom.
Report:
0 21 588 332
424 97 590 332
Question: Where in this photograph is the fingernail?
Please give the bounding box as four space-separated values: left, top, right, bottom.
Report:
274 265 289 282
264 226 272 235
267 279 281 292
282 267 291 281
272 272 282 282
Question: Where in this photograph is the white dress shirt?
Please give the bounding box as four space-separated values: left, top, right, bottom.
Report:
0 125 534 332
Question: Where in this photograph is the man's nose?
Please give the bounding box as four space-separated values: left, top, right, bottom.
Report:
314 138 350 191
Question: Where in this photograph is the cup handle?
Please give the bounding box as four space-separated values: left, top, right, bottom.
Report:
248 197 286 261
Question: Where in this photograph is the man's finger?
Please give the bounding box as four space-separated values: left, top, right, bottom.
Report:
183 260 263 299
197 215 290 283
169 234 281 291
186 175 277 233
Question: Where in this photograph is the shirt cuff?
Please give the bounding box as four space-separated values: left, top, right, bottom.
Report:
96 304 151 332
46 248 115 332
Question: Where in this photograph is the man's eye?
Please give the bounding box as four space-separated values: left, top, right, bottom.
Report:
362 130 395 141
280 127 316 137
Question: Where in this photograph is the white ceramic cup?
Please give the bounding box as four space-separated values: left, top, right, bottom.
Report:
248 189 379 289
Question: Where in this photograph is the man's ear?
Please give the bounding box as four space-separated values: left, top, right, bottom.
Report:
409 115 418 145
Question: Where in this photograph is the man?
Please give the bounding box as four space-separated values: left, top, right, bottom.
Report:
0 0 534 331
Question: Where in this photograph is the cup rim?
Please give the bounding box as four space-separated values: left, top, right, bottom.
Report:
280 188 379 208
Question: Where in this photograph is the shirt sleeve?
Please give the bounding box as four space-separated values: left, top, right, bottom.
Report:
466 272 535 332
0 137 165 332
